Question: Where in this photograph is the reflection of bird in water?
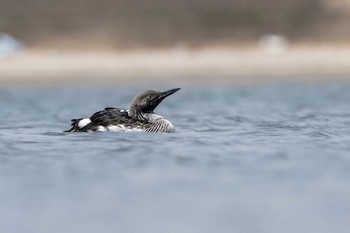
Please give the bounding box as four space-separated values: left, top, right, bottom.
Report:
65 88 181 133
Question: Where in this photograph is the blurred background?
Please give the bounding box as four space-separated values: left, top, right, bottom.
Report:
1 0 350 48
2 2 350 233
1 0 350 84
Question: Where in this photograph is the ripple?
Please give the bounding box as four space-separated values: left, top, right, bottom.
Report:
41 132 67 136
307 130 333 138
225 115 251 122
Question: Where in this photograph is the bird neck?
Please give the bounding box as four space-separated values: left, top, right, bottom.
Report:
131 112 175 132
129 110 162 123
140 113 163 123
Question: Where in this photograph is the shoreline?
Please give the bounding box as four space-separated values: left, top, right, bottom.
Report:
1 45 350 86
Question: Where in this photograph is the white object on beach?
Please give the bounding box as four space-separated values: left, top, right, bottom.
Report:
0 33 22 58
259 34 290 55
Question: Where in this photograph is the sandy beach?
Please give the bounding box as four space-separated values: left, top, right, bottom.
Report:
1 45 350 86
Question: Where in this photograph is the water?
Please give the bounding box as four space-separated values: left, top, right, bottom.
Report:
1 82 350 233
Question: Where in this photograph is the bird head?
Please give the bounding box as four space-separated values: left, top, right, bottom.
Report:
129 88 181 121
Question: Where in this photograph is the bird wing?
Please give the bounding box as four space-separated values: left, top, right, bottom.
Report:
80 107 148 132
90 108 130 124
65 108 152 132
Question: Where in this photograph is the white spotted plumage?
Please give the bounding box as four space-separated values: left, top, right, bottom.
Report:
106 124 145 132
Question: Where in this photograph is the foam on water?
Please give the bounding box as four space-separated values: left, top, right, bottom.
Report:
1 83 350 233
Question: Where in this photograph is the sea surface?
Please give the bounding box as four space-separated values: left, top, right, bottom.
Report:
1 82 350 233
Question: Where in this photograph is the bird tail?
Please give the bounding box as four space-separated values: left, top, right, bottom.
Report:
64 118 85 132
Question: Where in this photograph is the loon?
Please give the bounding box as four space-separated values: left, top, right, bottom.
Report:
65 88 181 133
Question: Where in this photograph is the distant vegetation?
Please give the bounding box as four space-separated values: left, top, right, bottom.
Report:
0 0 348 48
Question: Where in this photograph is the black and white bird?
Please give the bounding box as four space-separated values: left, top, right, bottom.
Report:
65 88 181 133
